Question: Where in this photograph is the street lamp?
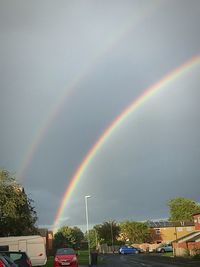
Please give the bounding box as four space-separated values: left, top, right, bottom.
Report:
85 195 91 266
110 221 114 253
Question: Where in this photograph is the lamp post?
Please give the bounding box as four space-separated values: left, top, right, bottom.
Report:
85 195 91 266
110 221 114 253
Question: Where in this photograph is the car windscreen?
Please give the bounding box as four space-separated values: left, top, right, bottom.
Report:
2 255 18 267
3 252 27 266
56 248 75 255
0 257 9 267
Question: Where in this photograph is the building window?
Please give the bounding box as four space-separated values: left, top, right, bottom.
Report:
177 227 183 232
155 229 160 235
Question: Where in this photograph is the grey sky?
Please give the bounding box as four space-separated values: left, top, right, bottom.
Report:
1 0 200 231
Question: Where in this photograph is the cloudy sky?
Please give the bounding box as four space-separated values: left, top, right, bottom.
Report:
1 0 200 231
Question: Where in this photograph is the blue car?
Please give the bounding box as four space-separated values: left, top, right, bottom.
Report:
119 246 140 254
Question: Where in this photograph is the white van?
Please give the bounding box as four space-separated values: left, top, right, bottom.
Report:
0 235 47 266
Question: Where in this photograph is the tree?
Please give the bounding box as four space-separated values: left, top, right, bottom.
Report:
0 169 38 236
53 226 84 249
85 229 98 249
119 221 149 244
168 197 200 221
94 221 120 245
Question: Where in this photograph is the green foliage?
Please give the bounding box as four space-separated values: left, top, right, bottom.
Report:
192 248 200 259
77 250 89 265
168 197 200 221
53 226 84 249
94 221 120 245
162 252 173 257
0 169 38 236
85 229 98 249
183 248 190 257
44 256 54 267
119 221 149 244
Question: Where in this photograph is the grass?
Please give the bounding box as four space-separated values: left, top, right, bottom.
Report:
77 250 89 265
45 256 54 267
78 250 105 265
162 252 173 257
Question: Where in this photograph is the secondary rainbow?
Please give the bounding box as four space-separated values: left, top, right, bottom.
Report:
52 55 200 232
17 2 160 182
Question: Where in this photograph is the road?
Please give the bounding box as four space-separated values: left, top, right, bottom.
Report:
98 253 200 267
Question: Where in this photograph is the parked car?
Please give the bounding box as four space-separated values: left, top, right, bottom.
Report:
54 248 78 267
0 255 17 267
156 244 173 253
0 257 5 267
119 246 140 254
0 256 10 267
0 236 47 266
136 247 145 253
0 252 32 267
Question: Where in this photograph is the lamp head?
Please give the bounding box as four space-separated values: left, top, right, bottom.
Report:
85 195 91 199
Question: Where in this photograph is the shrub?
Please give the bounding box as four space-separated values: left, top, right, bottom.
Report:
192 248 200 259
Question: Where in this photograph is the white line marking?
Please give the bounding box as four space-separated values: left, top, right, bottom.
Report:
140 263 152 267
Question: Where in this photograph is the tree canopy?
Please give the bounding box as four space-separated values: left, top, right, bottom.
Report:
94 221 120 245
119 221 149 244
0 169 38 236
85 229 98 249
54 226 84 249
168 197 200 221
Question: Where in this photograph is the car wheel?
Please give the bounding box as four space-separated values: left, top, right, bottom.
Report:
161 249 165 253
135 250 139 254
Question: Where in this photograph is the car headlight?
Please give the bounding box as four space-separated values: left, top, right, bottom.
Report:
72 256 77 261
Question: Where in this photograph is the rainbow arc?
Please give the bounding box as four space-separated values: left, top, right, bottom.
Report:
52 55 200 232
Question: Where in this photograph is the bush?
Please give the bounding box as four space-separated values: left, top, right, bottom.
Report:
183 248 190 257
192 248 200 259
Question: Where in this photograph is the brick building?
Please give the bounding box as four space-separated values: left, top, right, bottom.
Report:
148 220 195 244
172 212 200 256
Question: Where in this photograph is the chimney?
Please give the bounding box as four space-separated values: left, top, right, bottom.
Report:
193 212 200 231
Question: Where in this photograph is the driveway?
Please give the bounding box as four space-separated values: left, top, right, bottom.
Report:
98 253 200 267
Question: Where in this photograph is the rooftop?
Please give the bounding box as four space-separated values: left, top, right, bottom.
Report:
148 221 194 228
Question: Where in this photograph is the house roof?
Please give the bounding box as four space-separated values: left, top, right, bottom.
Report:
148 220 194 228
173 231 200 243
193 212 200 216
186 233 200 242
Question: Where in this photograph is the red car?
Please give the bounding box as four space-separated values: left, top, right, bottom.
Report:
54 248 78 267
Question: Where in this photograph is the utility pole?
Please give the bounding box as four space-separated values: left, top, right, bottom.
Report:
85 195 91 266
110 221 114 253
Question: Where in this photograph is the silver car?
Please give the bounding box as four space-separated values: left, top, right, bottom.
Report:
156 244 173 253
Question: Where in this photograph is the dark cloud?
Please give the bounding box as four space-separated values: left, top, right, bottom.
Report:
1 0 200 230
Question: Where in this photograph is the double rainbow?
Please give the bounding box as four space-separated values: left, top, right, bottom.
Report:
52 55 200 232
17 1 161 182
